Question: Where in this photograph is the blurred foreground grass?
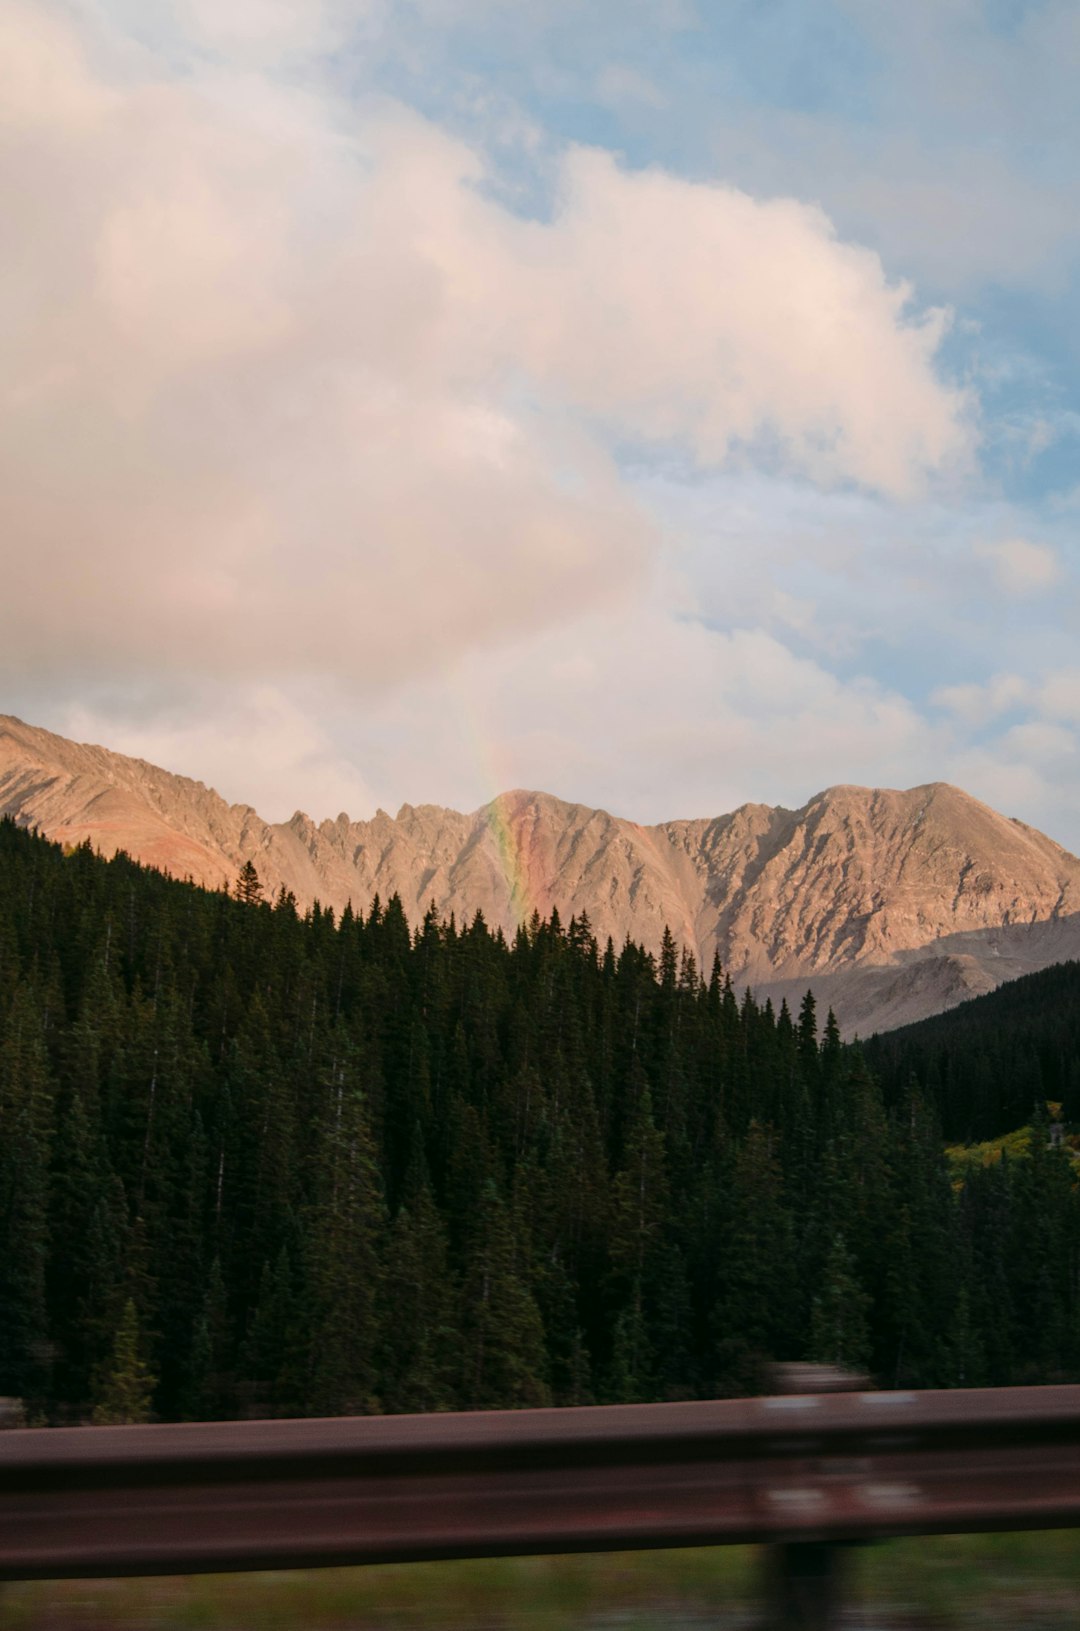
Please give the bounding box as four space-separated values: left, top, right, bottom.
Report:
6 1532 1080 1628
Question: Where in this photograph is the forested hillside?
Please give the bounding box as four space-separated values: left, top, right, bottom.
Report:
1 818 1078 1424
864 961 1080 1143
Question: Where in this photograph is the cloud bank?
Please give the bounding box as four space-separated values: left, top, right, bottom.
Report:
1 0 971 707
9 0 1079 853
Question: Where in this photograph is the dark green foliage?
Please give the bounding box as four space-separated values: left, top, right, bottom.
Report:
234 861 264 907
864 961 1080 1141
92 1298 156 1424
1 816 1079 1424
809 1233 871 1370
0 1102 51 1402
378 1174 460 1413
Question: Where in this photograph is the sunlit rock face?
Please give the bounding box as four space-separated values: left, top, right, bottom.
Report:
4 713 1080 1036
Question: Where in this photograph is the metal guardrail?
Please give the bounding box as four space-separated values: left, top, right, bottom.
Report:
3 1385 1080 1584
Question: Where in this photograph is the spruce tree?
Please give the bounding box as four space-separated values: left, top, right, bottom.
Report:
809 1233 871 1371
93 1299 156 1424
379 1167 460 1413
0 1105 51 1403
234 861 264 907
302 1070 385 1415
461 1181 551 1409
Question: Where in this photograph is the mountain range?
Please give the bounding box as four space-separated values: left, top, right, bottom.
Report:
3 711 1080 1035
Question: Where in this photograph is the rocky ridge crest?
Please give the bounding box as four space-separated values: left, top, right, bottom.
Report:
3 713 1079 1034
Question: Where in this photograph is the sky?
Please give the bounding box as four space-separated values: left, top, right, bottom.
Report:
3 1 1080 844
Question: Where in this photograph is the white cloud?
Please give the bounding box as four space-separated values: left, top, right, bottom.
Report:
1038 669 1080 725
930 663 1080 847
715 112 1079 297
62 687 378 822
500 148 972 495
944 750 1052 821
950 716 1080 841
976 537 1063 596
176 0 353 61
0 3 116 127
998 719 1077 766
22 2 1080 856
25 555 1080 857
932 673 1031 727
0 1 975 715
345 584 948 823
46 540 942 832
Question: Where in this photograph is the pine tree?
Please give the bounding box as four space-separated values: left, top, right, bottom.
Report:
797 990 819 1086
241 1247 302 1417
607 1073 668 1399
184 1256 230 1418
461 1182 551 1409
379 1166 460 1413
93 1299 156 1424
809 1233 871 1371
234 861 264 907
302 1069 385 1415
712 1121 796 1395
0 1104 51 1402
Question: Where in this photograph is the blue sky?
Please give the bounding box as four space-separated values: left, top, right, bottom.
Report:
3 0 1079 844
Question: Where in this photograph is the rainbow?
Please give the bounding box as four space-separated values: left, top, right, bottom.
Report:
484 789 550 929
453 670 551 930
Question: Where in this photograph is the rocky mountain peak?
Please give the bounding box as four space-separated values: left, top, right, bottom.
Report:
3 713 1079 1035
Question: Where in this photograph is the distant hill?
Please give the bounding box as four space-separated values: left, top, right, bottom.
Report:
5 711 1080 1035
863 960 1080 1142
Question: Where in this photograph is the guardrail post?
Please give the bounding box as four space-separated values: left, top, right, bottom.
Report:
762 1363 868 1630
765 1539 842 1630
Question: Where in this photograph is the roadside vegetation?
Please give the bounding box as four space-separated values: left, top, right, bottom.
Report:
7 1534 1080 1629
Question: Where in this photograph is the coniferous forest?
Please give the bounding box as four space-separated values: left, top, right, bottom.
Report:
2 817 1079 1425
864 960 1080 1145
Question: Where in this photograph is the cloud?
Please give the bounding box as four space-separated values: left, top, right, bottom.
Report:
0 1 975 714
710 110 1079 298
346 584 948 823
944 750 1055 822
176 0 353 61
22 1 1078 857
932 673 1031 727
504 148 971 495
62 687 378 822
926 661 1080 846
998 719 1077 765
0 3 116 126
976 537 1063 596
1038 669 1080 724
950 719 1080 838
59 611 1078 857
807 1 1080 294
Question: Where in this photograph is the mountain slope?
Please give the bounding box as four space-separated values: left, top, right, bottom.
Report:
862 958 1080 1141
3 712 1080 1034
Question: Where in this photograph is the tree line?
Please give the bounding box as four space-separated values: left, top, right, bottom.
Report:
864 958 1080 1143
1 817 1078 1424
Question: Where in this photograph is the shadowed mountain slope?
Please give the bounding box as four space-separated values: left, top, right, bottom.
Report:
862 958 1080 1141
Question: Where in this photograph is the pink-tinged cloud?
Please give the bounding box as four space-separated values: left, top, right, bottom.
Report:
1 2 972 705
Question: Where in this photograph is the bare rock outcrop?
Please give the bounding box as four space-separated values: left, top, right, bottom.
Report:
4 713 1080 1035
